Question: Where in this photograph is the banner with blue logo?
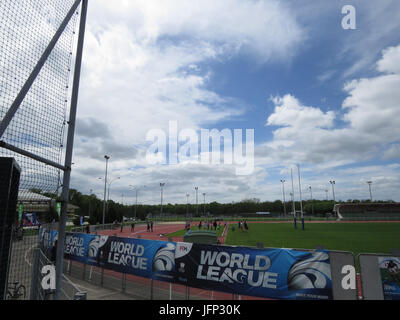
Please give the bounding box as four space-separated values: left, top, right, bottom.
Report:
174 242 333 300
38 226 58 258
37 229 333 300
378 256 400 300
63 233 177 282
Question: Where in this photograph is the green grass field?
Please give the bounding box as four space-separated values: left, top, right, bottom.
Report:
224 222 400 257
167 226 225 237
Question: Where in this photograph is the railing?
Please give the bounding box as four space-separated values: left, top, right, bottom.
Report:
30 247 87 300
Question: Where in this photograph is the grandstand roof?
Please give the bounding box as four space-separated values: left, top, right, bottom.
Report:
18 190 53 203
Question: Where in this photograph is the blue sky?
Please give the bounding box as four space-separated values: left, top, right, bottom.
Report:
70 0 400 204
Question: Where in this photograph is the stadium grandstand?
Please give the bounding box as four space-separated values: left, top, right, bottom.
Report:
334 203 400 221
18 190 79 226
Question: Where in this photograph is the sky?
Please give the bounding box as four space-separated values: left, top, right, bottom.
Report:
68 0 400 205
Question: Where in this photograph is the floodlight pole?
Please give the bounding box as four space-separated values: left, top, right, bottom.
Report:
129 185 145 220
280 180 286 218
102 155 110 225
55 0 88 301
195 187 199 216
330 180 336 214
160 183 165 219
106 176 120 215
367 181 373 201
135 189 138 219
203 193 206 216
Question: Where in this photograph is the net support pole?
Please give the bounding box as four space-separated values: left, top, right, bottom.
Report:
55 0 88 300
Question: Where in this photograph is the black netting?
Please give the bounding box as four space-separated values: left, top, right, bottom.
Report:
0 0 80 300
0 0 79 197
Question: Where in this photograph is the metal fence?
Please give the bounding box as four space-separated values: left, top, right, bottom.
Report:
29 247 86 300
358 252 400 300
60 227 359 301
5 229 39 300
63 259 243 300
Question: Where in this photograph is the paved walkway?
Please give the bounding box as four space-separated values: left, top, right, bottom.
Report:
64 275 134 300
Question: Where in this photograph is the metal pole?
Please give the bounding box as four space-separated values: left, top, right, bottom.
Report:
330 181 336 215
203 193 206 216
291 168 296 228
160 183 165 219
367 181 373 201
29 248 40 300
297 165 303 217
186 193 189 220
297 164 304 230
195 187 198 216
55 0 88 301
309 186 314 216
0 141 67 170
103 156 109 225
280 180 286 218
135 189 138 219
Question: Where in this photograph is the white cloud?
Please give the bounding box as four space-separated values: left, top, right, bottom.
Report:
376 45 400 75
70 0 305 202
264 44 400 171
267 94 335 129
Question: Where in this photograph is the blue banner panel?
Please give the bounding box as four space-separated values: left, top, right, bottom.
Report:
37 229 333 300
38 227 58 259
64 233 177 282
378 256 400 300
174 242 333 300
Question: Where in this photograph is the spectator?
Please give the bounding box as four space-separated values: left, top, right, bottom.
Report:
244 220 248 231
150 221 154 232
198 221 202 230
131 222 135 232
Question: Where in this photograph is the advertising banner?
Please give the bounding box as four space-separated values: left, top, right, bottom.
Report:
64 233 177 282
18 203 23 224
22 212 40 227
37 230 333 300
174 242 333 300
378 256 400 300
56 202 61 217
38 226 58 258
